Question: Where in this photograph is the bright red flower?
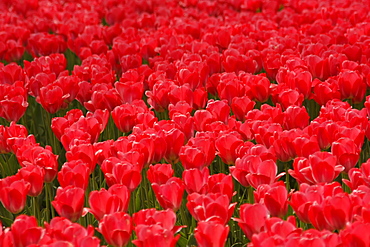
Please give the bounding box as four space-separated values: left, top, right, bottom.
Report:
340 221 370 246
151 177 184 211
112 104 139 133
332 137 360 172
338 70 366 104
254 182 288 218
88 185 130 221
0 81 28 122
158 128 186 164
231 96 255 121
115 80 144 104
101 157 142 191
182 168 209 194
233 203 269 240
37 83 69 114
18 164 45 197
98 212 132 247
194 221 229 247
52 185 85 222
133 224 180 247
58 160 90 190
11 215 45 247
179 136 215 169
0 176 30 214
208 173 235 202
44 217 99 246
147 163 174 185
16 144 59 183
66 143 97 173
215 132 244 165
186 193 236 225
283 105 310 130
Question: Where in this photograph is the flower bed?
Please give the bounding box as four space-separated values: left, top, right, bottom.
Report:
1 0 370 246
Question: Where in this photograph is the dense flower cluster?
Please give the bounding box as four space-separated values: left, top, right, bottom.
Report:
1 0 370 246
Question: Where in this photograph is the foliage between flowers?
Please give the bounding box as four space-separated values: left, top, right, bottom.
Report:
1 0 370 246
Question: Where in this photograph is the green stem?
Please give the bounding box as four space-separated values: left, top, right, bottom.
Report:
32 196 40 225
247 186 254 204
45 183 55 220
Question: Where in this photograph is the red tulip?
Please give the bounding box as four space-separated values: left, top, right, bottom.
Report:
58 160 90 190
44 217 99 246
98 212 132 247
321 193 352 230
245 157 282 189
233 203 269 240
11 215 45 247
182 168 209 194
151 177 184 211
66 143 97 173
179 136 215 169
112 104 139 133
254 182 288 218
292 135 320 158
52 185 85 222
332 137 360 172
193 110 216 131
194 221 229 247
147 163 174 185
338 70 366 104
101 157 142 191
217 73 246 105
289 182 343 224
231 96 255 121
158 128 185 164
16 144 59 183
115 80 144 104
206 99 230 124
0 176 30 214
215 132 243 165
88 185 130 221
133 208 184 234
18 164 45 197
37 84 69 114
340 221 370 246
289 152 344 185
208 173 235 202
94 140 115 165
84 86 123 112
283 105 310 130
146 79 174 112
186 193 236 225
312 78 341 106
133 224 180 247
0 81 28 122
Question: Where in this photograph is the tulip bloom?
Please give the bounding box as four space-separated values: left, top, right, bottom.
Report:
52 185 85 222
0 176 30 214
152 177 185 211
186 193 236 225
88 184 130 221
98 212 132 247
194 221 229 247
233 203 269 240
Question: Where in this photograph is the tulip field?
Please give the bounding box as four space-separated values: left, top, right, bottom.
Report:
1 0 370 246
